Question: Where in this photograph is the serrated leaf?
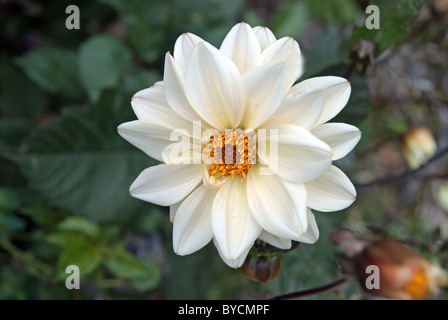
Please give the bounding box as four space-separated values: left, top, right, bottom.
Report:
46 232 86 248
57 216 100 238
104 249 148 279
10 102 157 223
57 237 102 279
16 47 84 97
79 35 132 102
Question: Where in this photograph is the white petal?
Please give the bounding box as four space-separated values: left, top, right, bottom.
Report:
258 231 292 250
258 124 332 182
305 165 357 212
213 238 251 269
289 76 351 125
169 201 181 223
118 120 188 162
262 89 325 130
185 42 245 130
131 82 195 132
163 53 203 124
162 142 202 165
247 172 308 240
173 185 217 255
311 123 361 160
212 179 261 259
241 61 288 130
257 37 303 87
253 26 277 50
169 186 200 222
296 210 319 244
129 164 202 206
173 32 204 74
220 22 261 74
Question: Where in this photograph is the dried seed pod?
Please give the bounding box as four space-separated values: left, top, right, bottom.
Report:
241 254 282 283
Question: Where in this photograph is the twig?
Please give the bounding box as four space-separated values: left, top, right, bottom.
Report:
355 145 448 189
0 237 53 276
268 278 349 300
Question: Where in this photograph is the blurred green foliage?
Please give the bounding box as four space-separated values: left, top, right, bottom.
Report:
1 0 444 300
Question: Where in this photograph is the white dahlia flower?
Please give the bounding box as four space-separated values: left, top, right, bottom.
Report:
118 22 361 268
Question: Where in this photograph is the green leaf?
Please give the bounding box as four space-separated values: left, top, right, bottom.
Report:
57 216 100 239
0 119 31 189
122 67 161 98
0 267 27 300
0 56 48 119
0 212 26 235
99 0 166 63
104 248 162 291
16 47 84 97
301 24 350 79
20 204 64 227
0 118 32 152
79 35 132 102
46 232 84 248
352 0 426 53
104 249 148 279
0 188 20 212
128 258 162 291
273 1 308 39
10 101 157 223
56 236 102 279
306 0 358 23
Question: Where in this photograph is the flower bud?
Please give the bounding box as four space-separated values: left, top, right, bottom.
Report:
357 239 448 299
402 126 437 169
241 254 282 283
331 229 448 300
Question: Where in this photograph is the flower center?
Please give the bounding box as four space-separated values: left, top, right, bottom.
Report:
203 129 256 182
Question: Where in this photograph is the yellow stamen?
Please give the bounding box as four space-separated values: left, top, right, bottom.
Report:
203 130 255 182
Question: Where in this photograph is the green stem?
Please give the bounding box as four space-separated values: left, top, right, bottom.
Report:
0 237 53 276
